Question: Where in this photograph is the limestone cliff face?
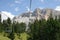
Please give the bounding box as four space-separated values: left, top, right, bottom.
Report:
13 8 60 23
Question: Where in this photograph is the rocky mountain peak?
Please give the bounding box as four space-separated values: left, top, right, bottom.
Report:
13 8 60 23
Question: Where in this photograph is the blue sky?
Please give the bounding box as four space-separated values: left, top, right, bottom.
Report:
0 0 60 15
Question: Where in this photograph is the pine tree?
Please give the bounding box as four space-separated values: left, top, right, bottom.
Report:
0 14 2 32
7 18 15 40
0 14 1 23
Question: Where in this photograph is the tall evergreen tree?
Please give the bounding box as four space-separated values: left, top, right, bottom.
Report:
0 14 1 23
14 22 26 33
0 14 2 32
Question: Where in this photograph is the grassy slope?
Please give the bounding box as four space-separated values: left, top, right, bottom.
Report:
0 33 10 40
0 32 30 40
15 32 30 40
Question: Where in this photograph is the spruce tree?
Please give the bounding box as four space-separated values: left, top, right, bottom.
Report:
0 14 1 23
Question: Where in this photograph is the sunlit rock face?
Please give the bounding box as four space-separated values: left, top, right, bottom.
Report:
13 8 60 24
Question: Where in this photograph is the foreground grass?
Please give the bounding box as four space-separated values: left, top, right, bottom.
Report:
0 33 10 40
0 32 30 40
15 32 30 40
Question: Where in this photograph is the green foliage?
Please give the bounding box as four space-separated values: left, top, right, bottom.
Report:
1 15 60 40
2 18 12 33
28 16 60 40
0 14 1 23
14 22 26 33
7 32 15 40
7 17 11 24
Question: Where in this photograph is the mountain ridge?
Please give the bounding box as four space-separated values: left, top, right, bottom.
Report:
13 8 60 23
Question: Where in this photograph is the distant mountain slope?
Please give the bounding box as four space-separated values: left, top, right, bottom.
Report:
13 8 60 23
14 8 60 18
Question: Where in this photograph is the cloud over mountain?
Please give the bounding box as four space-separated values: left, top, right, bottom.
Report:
55 6 60 11
0 11 14 21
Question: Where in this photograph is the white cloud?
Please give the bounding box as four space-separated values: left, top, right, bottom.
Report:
41 0 44 2
15 1 20 4
40 0 44 3
15 7 19 12
55 6 60 11
15 0 22 4
0 11 14 21
26 6 30 11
